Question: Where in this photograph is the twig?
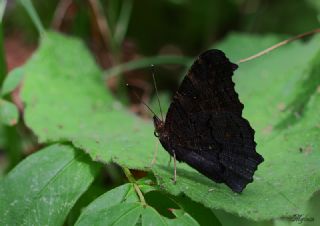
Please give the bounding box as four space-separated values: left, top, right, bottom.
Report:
87 0 112 50
104 55 191 79
122 167 147 207
113 0 133 45
51 0 73 29
238 28 320 64
20 0 45 36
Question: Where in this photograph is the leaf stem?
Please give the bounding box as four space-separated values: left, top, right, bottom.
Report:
19 0 45 36
0 22 7 87
238 28 320 64
87 0 112 51
104 55 192 79
113 0 133 46
134 184 147 207
122 167 147 207
122 166 135 183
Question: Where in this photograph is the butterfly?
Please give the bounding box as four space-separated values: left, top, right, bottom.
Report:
153 49 264 193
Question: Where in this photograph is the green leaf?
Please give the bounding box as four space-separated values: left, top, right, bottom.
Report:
0 23 6 86
0 125 23 170
0 0 7 22
0 144 101 226
75 183 199 226
0 99 19 126
213 209 272 226
1 67 24 96
21 32 162 169
65 174 110 226
75 183 141 226
168 209 201 226
141 207 200 226
153 33 320 221
172 193 222 226
21 32 320 221
144 190 219 225
303 191 320 226
113 0 133 45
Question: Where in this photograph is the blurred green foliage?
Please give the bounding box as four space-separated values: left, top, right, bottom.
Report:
3 0 320 53
0 0 320 226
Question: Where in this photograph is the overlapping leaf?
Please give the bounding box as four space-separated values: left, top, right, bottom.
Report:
0 144 101 225
0 98 18 126
21 32 162 169
1 67 24 96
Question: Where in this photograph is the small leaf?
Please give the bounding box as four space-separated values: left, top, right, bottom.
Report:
76 183 200 226
141 206 168 226
76 184 142 226
1 67 24 96
0 144 101 226
168 209 201 226
75 184 139 226
0 99 19 126
142 207 200 226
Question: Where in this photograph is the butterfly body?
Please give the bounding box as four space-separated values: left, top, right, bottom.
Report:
153 49 264 193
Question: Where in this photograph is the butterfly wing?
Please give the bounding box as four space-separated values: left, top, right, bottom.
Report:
160 49 263 193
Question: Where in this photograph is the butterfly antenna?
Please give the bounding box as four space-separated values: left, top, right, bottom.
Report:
126 84 160 119
238 28 320 64
151 65 164 121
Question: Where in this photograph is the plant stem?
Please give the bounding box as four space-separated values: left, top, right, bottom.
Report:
88 0 113 51
0 23 7 87
19 0 45 36
238 28 320 64
134 184 147 207
122 167 147 207
113 0 133 46
122 166 135 183
104 55 192 79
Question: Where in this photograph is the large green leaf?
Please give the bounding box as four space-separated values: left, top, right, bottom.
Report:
153 34 320 221
21 32 320 221
21 32 162 169
0 144 101 226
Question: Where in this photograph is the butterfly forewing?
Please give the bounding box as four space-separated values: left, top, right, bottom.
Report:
155 49 264 193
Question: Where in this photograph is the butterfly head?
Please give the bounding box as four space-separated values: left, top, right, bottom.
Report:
153 115 165 138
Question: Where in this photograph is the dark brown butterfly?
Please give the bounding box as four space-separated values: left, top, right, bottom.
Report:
153 49 264 193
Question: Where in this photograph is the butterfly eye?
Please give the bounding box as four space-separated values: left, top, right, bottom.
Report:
154 131 159 137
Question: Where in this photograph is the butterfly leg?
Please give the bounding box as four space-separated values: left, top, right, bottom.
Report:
168 155 172 167
173 150 177 184
150 139 159 166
